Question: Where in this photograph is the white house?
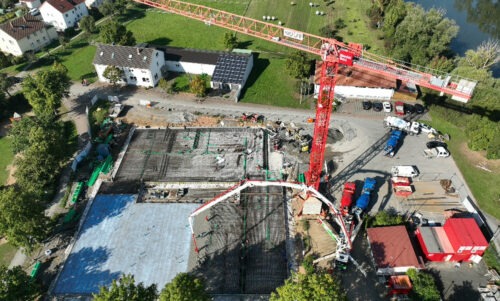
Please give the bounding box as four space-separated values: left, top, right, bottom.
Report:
93 44 165 88
0 15 58 56
19 0 41 9
39 0 88 31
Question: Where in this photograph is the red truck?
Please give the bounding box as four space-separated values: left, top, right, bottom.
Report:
395 101 405 116
340 182 356 215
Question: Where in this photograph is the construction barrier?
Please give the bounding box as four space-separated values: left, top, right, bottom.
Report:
70 182 84 205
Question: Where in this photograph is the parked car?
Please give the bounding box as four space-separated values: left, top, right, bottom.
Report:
420 124 437 134
362 100 372 110
383 101 392 113
426 141 447 149
404 104 415 114
414 103 425 114
29 8 39 15
373 101 383 112
395 101 405 116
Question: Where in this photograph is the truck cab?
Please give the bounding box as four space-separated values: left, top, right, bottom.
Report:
340 182 356 215
395 101 405 116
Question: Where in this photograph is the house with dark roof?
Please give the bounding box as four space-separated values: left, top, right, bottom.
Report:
93 44 165 88
367 225 423 275
0 15 57 56
163 46 221 75
162 46 253 101
40 0 88 31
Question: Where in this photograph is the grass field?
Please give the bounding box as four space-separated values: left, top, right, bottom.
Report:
0 137 14 185
0 242 17 267
425 114 500 220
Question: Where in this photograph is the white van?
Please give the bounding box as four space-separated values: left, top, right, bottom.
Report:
391 165 419 178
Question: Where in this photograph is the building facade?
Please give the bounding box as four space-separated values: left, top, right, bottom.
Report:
93 44 165 88
0 15 57 56
40 0 88 31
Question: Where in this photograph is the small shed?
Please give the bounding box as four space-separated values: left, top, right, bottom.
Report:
416 218 488 262
388 275 412 296
367 225 422 275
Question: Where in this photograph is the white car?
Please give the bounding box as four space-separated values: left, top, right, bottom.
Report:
420 123 437 134
383 101 392 113
29 8 40 15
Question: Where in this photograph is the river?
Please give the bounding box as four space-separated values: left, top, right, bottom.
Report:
409 0 499 77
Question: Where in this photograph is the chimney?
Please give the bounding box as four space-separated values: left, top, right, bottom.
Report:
136 48 141 55
23 16 27 22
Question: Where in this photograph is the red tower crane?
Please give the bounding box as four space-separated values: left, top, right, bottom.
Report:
133 0 476 190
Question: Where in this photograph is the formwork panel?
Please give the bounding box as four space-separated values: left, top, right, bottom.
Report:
189 186 287 295
114 128 267 183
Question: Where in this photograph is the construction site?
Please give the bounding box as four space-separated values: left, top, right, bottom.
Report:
51 123 345 298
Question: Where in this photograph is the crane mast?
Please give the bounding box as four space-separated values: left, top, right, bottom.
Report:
134 0 476 189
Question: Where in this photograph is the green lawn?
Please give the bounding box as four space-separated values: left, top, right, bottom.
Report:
425 114 500 220
0 137 14 185
0 242 17 267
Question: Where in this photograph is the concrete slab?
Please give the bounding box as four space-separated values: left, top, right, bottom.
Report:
52 194 197 296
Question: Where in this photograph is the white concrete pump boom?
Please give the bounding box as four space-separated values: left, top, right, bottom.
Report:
188 180 353 252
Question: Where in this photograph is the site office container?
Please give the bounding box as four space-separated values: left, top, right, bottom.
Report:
443 218 488 260
415 227 452 262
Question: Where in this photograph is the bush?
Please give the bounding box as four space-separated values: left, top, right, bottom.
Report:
302 254 315 275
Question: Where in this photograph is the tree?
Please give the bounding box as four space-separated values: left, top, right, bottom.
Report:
0 73 14 97
0 187 49 252
223 33 238 50
407 269 440 301
270 272 346 301
319 25 337 38
159 273 210 301
464 39 500 70
190 74 208 97
100 20 136 46
0 265 40 300
79 15 97 34
98 0 114 16
285 51 310 79
103 65 124 86
367 209 405 228
0 52 11 69
58 35 68 49
21 62 71 118
93 274 158 301
9 117 37 154
388 5 459 66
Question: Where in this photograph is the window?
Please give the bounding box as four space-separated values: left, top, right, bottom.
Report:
65 13 68 17
129 76 137 81
43 36 46 40
154 73 158 79
142 78 150 82
37 39 40 43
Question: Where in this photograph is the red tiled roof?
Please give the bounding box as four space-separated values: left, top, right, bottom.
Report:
367 225 420 269
0 15 46 41
314 61 396 89
43 0 85 13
